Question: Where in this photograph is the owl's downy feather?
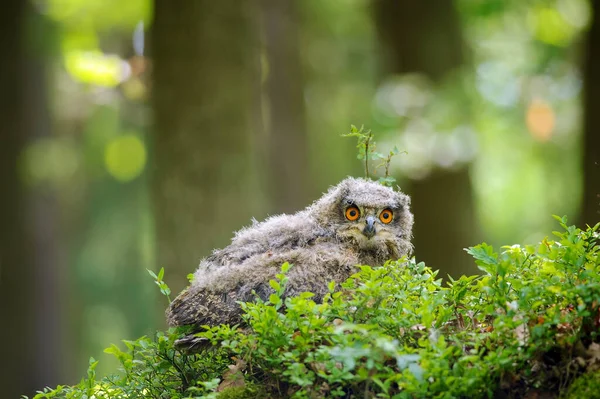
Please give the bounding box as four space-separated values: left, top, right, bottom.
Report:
166 177 413 330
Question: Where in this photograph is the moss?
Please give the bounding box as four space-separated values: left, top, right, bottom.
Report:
564 370 600 399
216 385 268 399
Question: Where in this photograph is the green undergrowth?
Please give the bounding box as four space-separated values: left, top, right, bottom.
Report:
28 217 600 398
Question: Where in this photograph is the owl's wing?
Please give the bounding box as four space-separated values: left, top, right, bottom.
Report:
167 288 239 327
169 242 358 323
165 271 274 353
166 276 276 326
204 212 328 268
167 242 360 352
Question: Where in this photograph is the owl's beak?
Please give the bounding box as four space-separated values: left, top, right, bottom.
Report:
363 216 376 238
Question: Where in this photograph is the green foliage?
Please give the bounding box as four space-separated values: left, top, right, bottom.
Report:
147 267 172 303
28 219 600 398
342 125 404 187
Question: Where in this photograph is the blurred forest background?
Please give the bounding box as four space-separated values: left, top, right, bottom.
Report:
1 0 599 397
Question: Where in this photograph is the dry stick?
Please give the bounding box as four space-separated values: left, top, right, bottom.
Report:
364 130 372 179
384 154 392 179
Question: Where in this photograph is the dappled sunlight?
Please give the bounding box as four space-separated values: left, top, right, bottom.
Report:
65 51 131 86
372 74 479 180
456 0 588 244
528 0 591 46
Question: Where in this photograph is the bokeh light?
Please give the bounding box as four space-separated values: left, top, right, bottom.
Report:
65 51 131 87
526 99 556 141
104 135 147 182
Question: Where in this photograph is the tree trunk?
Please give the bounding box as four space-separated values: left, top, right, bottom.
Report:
0 2 66 397
151 1 265 296
581 3 600 227
374 0 479 276
261 0 310 214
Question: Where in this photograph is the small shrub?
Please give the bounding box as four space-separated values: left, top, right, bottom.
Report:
341 124 405 187
28 217 600 398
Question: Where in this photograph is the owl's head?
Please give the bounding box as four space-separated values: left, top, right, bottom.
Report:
311 177 414 262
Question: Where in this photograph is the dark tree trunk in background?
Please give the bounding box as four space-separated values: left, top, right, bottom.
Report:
0 3 31 397
0 2 66 397
374 0 479 276
261 0 310 213
582 3 600 226
151 1 265 296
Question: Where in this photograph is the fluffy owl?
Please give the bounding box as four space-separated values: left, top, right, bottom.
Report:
166 177 413 336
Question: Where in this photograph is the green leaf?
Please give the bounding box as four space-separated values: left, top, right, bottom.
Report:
103 344 123 357
269 280 280 291
465 243 499 274
378 176 396 187
371 152 385 160
328 281 336 293
269 294 281 306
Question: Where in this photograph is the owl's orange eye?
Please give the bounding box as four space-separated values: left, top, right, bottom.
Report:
345 206 360 221
379 209 393 224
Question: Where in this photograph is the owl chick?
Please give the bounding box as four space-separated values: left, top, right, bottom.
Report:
166 177 413 333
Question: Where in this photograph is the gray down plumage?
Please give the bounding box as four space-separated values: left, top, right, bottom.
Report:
166 177 414 331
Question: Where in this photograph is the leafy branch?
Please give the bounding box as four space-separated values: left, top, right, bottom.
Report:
147 267 172 303
342 124 406 187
